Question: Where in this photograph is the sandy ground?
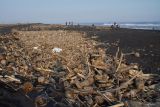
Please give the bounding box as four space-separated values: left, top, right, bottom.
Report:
83 28 160 74
16 30 98 69
0 24 160 74
0 24 160 107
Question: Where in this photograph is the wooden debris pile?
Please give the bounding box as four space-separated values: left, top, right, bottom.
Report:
0 33 160 107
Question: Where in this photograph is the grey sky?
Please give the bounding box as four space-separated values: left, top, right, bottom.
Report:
0 0 160 24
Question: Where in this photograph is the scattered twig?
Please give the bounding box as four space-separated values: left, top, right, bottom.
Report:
115 47 119 60
100 71 141 93
77 73 86 79
119 65 137 72
115 52 123 72
0 75 21 83
94 68 102 75
66 66 72 73
34 67 55 73
86 54 92 79
53 53 68 62
0 79 19 91
90 64 107 70
97 90 112 103
108 102 124 107
93 103 98 107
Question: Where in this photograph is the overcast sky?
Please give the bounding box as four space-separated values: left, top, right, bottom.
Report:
0 0 160 24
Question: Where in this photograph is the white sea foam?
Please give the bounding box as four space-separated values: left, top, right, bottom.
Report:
102 23 160 30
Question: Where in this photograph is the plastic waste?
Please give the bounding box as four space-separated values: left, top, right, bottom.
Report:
52 47 62 53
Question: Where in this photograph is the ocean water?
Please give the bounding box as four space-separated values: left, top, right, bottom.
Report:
81 22 160 30
103 22 160 30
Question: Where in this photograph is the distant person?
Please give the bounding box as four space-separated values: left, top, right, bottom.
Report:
116 24 120 28
152 27 155 30
111 22 119 29
65 22 68 26
77 23 80 28
71 22 73 26
111 22 116 29
114 22 116 26
92 24 96 29
111 25 114 29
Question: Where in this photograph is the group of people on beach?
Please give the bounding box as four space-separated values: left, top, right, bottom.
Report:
65 21 74 26
65 21 120 29
111 22 120 29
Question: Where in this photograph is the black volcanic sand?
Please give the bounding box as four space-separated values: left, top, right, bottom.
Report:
85 28 160 74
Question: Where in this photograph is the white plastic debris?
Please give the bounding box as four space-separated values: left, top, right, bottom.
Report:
33 47 38 50
52 47 62 53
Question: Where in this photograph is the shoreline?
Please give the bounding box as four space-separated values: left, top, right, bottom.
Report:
1 23 160 31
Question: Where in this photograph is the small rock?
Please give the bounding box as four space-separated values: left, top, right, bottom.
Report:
49 78 56 83
95 96 104 104
65 90 76 99
1 59 7 65
35 95 48 107
149 44 153 47
135 78 144 91
0 54 5 60
0 48 6 54
23 65 29 71
22 82 33 94
134 52 140 57
38 76 45 84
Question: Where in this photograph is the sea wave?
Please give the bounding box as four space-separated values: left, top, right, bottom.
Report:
102 23 160 30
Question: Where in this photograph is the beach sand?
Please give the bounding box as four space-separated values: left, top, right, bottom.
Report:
0 24 160 74
0 24 160 106
84 28 160 74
